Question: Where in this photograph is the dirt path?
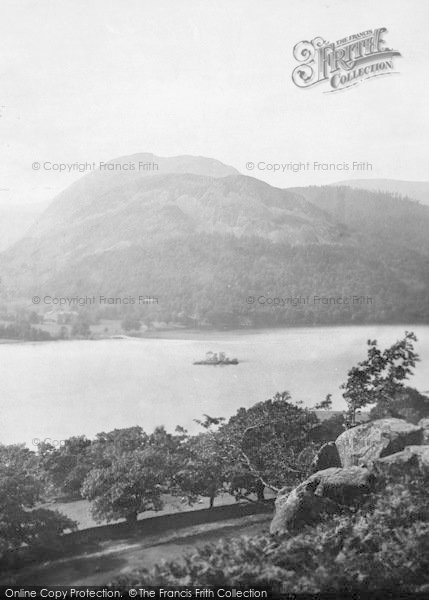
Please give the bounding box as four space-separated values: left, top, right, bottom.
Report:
12 513 271 586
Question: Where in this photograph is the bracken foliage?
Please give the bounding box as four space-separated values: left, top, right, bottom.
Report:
113 474 429 593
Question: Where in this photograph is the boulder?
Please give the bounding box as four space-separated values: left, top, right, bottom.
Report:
335 418 423 468
270 466 375 535
418 418 429 444
270 482 326 535
375 445 429 478
310 466 376 504
311 441 341 472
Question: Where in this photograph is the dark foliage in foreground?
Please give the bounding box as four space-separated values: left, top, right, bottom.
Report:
0 444 77 566
369 386 429 424
113 474 429 593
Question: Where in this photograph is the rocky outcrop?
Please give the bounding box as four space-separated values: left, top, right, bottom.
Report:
311 441 341 472
375 445 429 478
418 418 429 444
271 417 427 536
335 418 423 468
310 466 376 504
270 466 375 535
270 482 328 535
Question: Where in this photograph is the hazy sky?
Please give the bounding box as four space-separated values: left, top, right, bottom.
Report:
1 0 428 207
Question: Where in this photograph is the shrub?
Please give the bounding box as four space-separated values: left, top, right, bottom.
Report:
0 444 77 566
369 386 429 424
113 475 429 593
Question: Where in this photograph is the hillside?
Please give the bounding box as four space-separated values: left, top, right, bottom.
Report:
0 202 48 251
1 155 429 328
331 179 429 206
11 173 343 264
290 185 429 257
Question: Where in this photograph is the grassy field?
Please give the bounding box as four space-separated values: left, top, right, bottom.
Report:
45 491 274 530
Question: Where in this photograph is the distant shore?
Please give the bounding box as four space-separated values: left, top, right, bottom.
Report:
0 321 428 345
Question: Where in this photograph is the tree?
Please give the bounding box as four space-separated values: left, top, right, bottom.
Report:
314 394 333 411
0 444 76 560
220 393 319 497
182 393 320 505
148 425 188 487
308 395 345 443
81 426 175 523
28 311 40 324
121 317 141 332
71 316 90 337
340 331 420 426
174 430 226 509
37 436 93 499
308 413 345 443
81 446 166 523
88 426 149 469
58 325 68 339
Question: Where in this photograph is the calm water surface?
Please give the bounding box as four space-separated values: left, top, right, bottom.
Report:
1 325 428 445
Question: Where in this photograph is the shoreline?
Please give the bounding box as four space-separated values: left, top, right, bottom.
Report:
0 321 428 344
135 322 429 339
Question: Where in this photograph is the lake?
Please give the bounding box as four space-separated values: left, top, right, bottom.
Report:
1 325 428 446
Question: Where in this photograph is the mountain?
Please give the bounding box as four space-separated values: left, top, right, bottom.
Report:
331 179 429 206
23 173 343 251
1 154 349 280
289 185 429 257
0 202 48 252
1 155 429 328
